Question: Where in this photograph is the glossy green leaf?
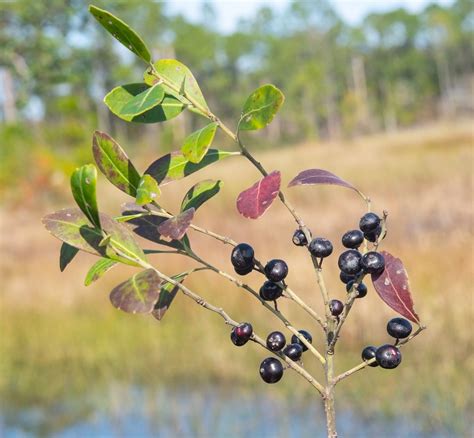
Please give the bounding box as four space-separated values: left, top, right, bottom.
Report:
89 5 151 63
180 180 222 212
104 84 185 123
239 84 285 131
181 122 218 164
136 174 161 206
110 269 162 314
70 164 101 229
84 258 117 286
144 59 209 113
59 243 79 272
119 83 164 117
92 131 141 196
145 149 238 186
42 208 147 266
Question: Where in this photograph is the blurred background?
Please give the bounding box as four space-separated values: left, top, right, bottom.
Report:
0 0 473 437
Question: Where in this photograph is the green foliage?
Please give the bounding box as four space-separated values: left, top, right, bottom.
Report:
59 243 79 272
118 83 165 117
152 272 191 321
181 180 222 212
84 258 117 286
181 122 219 163
135 175 161 206
70 164 101 229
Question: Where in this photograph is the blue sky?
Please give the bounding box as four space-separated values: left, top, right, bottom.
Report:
167 0 455 33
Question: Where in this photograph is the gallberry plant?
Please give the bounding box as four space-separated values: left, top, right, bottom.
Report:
42 6 426 437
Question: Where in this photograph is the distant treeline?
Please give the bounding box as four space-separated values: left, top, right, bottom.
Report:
1 0 473 144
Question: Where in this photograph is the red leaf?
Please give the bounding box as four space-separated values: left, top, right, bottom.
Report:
371 251 420 324
236 171 281 219
288 169 357 192
157 208 195 240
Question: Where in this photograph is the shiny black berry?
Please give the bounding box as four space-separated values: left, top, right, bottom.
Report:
339 271 357 284
361 346 379 367
259 281 283 301
292 229 308 246
291 330 313 352
341 230 364 249
234 264 253 276
346 281 367 298
329 299 344 316
375 344 402 369
387 318 412 339
361 251 385 274
230 322 253 346
231 243 254 269
266 331 286 351
259 357 284 383
264 259 288 282
283 343 303 361
359 212 381 233
308 238 333 258
338 250 362 275
364 225 382 243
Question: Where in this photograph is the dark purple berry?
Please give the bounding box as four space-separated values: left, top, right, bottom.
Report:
359 212 381 233
291 330 312 352
361 346 379 367
259 357 284 383
375 344 402 369
266 331 286 351
361 251 385 274
329 299 344 316
231 243 254 269
308 237 333 258
346 281 367 298
338 250 362 275
292 229 308 246
259 281 283 301
387 318 412 339
283 343 303 361
364 225 382 243
339 271 357 284
234 264 253 276
341 230 364 249
264 259 288 282
231 322 253 346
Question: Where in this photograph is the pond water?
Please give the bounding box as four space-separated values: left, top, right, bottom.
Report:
1 385 459 437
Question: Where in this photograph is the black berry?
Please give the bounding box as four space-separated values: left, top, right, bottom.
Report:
308 238 333 258
339 271 357 284
234 265 253 276
292 229 308 246
338 250 362 275
259 357 284 383
361 346 378 367
329 299 344 316
361 251 385 274
375 344 402 369
231 243 254 269
283 343 303 361
359 212 381 233
346 281 368 298
259 281 283 301
266 331 286 351
364 225 382 243
230 322 253 346
291 330 312 352
387 317 412 339
264 259 288 282
341 230 364 249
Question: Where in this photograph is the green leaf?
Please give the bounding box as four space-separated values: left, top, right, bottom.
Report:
144 59 209 113
180 180 222 212
104 84 185 124
84 258 117 286
92 131 141 196
136 174 161 206
238 84 285 131
59 243 79 272
42 208 147 267
119 83 164 117
110 269 162 314
70 164 101 229
89 5 151 63
181 122 218 164
145 149 238 186
152 272 189 321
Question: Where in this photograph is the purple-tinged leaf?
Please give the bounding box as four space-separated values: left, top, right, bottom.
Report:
236 171 281 219
371 251 421 324
157 208 195 241
110 269 162 314
288 169 358 192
